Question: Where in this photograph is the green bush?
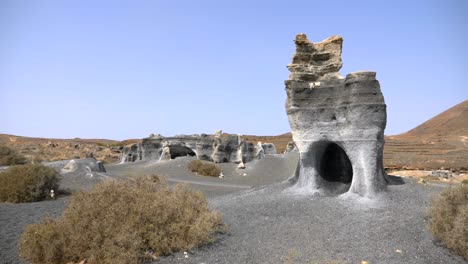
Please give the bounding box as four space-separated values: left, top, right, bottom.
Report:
429 184 468 259
188 160 222 177
0 164 60 203
19 176 224 264
0 145 27 166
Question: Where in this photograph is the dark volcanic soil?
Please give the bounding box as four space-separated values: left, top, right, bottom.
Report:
156 180 467 264
0 155 466 264
0 198 68 264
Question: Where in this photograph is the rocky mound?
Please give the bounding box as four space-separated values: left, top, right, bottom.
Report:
45 158 110 191
120 132 278 164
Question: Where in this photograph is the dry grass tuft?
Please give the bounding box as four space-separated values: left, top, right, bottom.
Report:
19 175 224 264
188 160 222 177
0 164 59 203
429 184 468 259
0 144 27 165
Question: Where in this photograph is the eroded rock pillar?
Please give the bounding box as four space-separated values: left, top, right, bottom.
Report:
285 34 387 196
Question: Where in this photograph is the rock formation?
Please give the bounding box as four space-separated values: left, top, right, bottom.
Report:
121 134 277 164
284 142 298 153
45 158 110 191
60 158 106 175
285 34 387 196
260 143 277 155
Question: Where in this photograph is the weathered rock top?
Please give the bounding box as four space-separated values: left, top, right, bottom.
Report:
288 34 343 82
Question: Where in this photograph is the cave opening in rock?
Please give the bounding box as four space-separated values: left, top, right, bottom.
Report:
168 145 197 159
319 143 353 184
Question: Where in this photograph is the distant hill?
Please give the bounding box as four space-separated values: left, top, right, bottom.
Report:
399 100 468 138
1 101 467 169
385 100 467 170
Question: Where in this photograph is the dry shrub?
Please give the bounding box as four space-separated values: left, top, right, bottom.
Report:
0 144 27 166
19 175 223 264
0 164 59 203
429 184 468 259
188 160 221 177
421 175 441 182
187 159 203 172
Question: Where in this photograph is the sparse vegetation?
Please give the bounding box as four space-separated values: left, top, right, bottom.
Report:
0 164 60 203
19 176 223 264
0 145 27 166
429 184 468 259
421 175 441 182
188 160 222 177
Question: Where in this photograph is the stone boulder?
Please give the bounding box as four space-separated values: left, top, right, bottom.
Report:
285 34 387 196
431 170 452 179
261 143 277 155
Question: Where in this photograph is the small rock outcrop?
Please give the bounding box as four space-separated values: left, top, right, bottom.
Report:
61 158 106 175
285 34 387 196
45 158 109 191
284 142 298 153
121 134 277 164
431 170 452 179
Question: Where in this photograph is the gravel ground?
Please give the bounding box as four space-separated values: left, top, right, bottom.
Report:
156 180 466 264
0 198 68 264
0 154 466 263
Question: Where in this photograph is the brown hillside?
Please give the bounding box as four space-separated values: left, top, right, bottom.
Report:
1 101 466 169
0 134 140 164
400 100 468 138
384 100 468 170
242 133 292 153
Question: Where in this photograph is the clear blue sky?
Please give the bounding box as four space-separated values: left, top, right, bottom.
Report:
1 0 467 140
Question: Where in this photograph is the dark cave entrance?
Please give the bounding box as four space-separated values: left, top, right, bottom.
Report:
168 145 197 159
319 143 353 184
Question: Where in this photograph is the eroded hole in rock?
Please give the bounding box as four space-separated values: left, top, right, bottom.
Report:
319 143 353 184
168 145 196 159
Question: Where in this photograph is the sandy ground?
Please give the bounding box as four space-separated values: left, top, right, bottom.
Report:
0 153 466 263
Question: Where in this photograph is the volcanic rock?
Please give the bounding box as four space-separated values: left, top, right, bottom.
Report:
121 134 277 164
284 142 298 153
44 158 109 191
285 34 387 196
431 170 452 179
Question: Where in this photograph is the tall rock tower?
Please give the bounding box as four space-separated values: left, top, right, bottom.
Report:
285 34 387 196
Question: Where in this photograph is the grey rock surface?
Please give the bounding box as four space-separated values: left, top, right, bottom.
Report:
260 142 277 156
285 34 387 196
431 170 452 178
121 134 277 164
45 158 110 191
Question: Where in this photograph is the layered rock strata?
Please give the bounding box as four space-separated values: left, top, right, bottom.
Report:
121 134 277 164
285 34 387 196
